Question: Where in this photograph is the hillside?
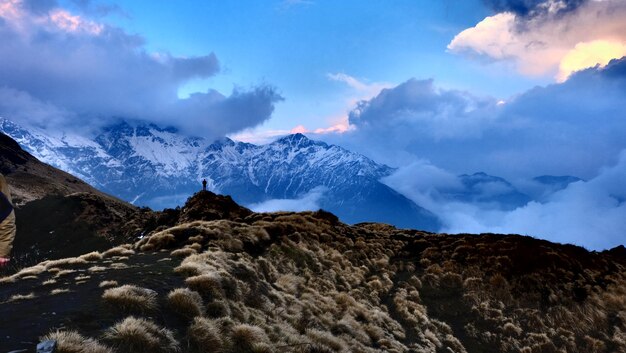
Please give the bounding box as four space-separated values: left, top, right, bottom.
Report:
1 191 624 353
0 132 169 267
0 132 110 206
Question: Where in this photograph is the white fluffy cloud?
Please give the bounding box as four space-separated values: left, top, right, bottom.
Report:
448 0 626 80
248 187 327 213
0 0 282 138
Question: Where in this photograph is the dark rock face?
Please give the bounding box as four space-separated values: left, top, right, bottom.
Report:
178 191 253 224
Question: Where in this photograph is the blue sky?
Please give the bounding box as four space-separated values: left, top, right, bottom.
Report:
92 0 547 134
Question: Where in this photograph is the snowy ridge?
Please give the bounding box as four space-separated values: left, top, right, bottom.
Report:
0 118 440 230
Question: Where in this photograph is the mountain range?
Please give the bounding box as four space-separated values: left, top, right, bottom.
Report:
0 118 440 230
0 118 583 232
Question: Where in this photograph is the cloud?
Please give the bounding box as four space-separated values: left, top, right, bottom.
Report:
248 187 327 213
382 156 626 251
323 57 626 182
0 0 281 139
348 78 497 141
482 0 587 17
449 0 626 80
319 58 626 250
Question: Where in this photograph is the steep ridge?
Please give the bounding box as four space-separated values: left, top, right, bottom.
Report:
0 191 624 353
0 132 106 206
0 132 164 266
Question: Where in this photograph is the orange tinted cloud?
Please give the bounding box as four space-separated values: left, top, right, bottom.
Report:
449 0 626 81
557 40 626 82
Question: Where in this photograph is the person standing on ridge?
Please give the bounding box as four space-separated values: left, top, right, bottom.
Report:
202 179 207 192
0 173 16 267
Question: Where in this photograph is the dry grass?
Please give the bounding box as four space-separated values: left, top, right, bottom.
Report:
102 285 158 313
75 274 91 281
51 288 71 295
99 280 118 288
187 317 224 351
88 266 107 273
171 248 197 258
103 316 180 353
229 324 269 353
41 330 112 353
103 246 135 258
167 287 205 318
10 195 625 353
7 292 36 302
79 251 104 261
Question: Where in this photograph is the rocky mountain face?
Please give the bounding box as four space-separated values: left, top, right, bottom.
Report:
0 131 105 206
0 118 439 231
1 191 625 353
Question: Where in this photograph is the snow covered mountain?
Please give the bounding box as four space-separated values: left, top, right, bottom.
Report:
0 118 440 230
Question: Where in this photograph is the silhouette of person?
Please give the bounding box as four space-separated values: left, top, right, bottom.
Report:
202 179 207 191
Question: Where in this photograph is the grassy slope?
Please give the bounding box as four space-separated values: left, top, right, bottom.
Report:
1 192 625 353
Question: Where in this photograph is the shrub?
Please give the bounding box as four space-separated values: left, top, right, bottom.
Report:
167 288 205 318
102 285 158 312
103 316 180 353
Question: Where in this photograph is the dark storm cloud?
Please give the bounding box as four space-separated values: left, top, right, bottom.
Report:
0 0 281 139
482 0 587 17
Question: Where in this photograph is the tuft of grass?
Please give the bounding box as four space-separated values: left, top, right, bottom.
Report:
171 248 197 258
55 269 77 278
103 316 180 353
41 330 112 353
229 324 269 353
167 287 205 319
102 285 158 312
99 280 118 288
187 317 224 351
185 273 224 299
103 246 135 258
79 252 103 261
88 266 107 273
7 292 36 302
50 288 71 295
75 275 91 281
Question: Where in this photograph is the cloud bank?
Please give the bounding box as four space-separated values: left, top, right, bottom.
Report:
248 187 327 213
449 0 626 80
0 0 282 138
317 58 626 250
383 155 626 251
336 57 626 180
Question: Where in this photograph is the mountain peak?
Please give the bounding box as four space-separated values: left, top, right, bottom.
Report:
273 133 325 148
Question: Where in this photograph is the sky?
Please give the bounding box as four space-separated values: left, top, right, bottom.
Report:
1 0 626 249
